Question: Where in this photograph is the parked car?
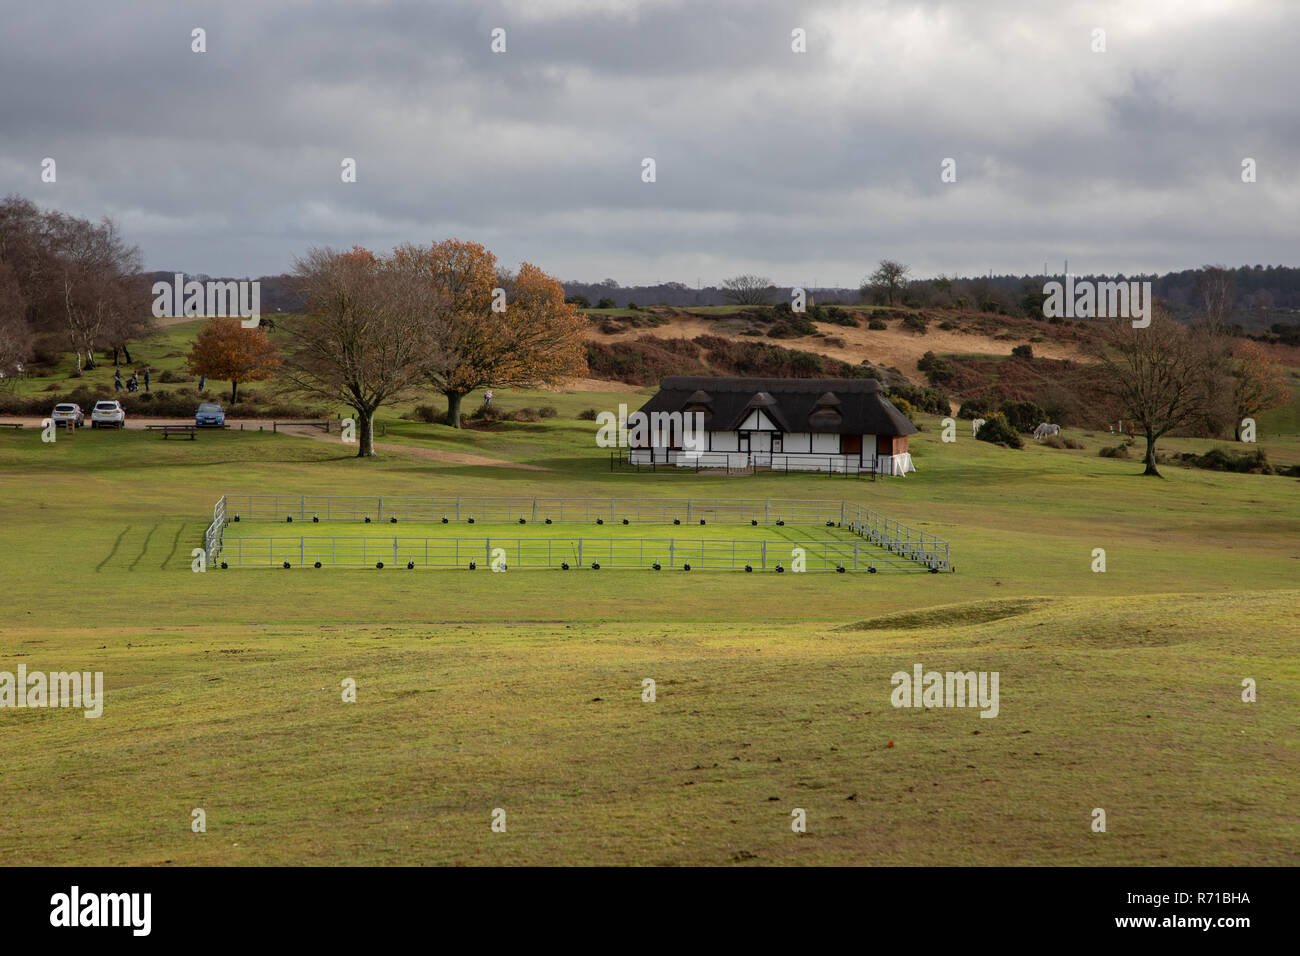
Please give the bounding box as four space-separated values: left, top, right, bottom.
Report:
90 400 126 429
50 403 85 428
195 402 226 427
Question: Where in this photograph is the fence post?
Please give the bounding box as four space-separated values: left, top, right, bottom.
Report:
761 540 767 569
299 537 304 565
687 500 692 523
840 501 845 525
669 540 674 568
486 537 491 567
853 541 858 570
578 539 583 566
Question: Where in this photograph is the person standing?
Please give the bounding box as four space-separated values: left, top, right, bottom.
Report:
144 368 150 392
484 389 493 407
115 369 122 392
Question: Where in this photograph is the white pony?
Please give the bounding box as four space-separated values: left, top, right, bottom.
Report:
1033 423 1061 440
971 418 986 437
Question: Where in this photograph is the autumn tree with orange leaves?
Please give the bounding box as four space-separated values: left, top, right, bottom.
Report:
1232 340 1290 440
391 239 588 426
185 317 281 403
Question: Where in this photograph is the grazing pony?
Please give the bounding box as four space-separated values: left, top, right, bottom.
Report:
971 418 986 438
1033 423 1061 440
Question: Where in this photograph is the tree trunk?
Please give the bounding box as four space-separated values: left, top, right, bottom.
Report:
1233 420 1242 441
357 408 376 457
121 344 132 364
85 348 96 371
1143 430 1161 477
231 380 239 404
111 347 119 366
444 390 464 428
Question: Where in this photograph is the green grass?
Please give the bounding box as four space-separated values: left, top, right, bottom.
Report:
219 518 890 571
0 398 1297 865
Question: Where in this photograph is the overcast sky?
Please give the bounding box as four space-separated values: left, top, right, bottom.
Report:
1 0 1296 286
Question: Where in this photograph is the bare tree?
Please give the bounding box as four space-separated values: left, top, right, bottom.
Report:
719 274 775 305
281 246 434 457
862 260 910 306
47 214 141 374
104 272 155 366
1093 306 1218 476
1195 265 1235 335
0 261 33 380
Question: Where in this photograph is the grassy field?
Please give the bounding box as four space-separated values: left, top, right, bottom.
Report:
0 401 1296 865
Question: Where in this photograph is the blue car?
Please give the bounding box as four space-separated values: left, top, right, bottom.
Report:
195 402 226 427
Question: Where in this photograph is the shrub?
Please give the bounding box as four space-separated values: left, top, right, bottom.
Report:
916 350 954 385
887 381 950 415
868 318 887 330
1099 443 1131 459
626 302 639 311
767 313 818 338
157 369 188 384
901 315 928 334
975 413 1023 448
890 396 917 423
938 320 958 331
1181 447 1273 474
509 407 542 423
577 408 599 420
825 307 859 327
468 404 504 423
1011 344 1034 360
539 406 557 419
999 399 1047 434
411 404 439 423
565 294 591 308
957 397 993 420
823 336 846 348
596 297 616 309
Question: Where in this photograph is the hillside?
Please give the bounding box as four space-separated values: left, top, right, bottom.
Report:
585 306 1089 388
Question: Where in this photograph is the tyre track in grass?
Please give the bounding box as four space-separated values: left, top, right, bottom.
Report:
127 523 158 571
160 522 186 570
96 525 131 572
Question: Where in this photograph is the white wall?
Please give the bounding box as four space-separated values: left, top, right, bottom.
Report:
737 409 777 431
811 432 840 453
710 431 739 451
784 432 811 453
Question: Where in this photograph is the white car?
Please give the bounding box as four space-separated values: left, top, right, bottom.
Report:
50 403 85 428
90 400 126 429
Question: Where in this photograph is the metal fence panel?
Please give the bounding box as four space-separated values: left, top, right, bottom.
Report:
209 495 952 572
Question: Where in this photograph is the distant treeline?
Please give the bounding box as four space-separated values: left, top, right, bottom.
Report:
149 265 1300 331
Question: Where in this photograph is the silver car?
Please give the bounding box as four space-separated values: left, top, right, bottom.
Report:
50 403 85 427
